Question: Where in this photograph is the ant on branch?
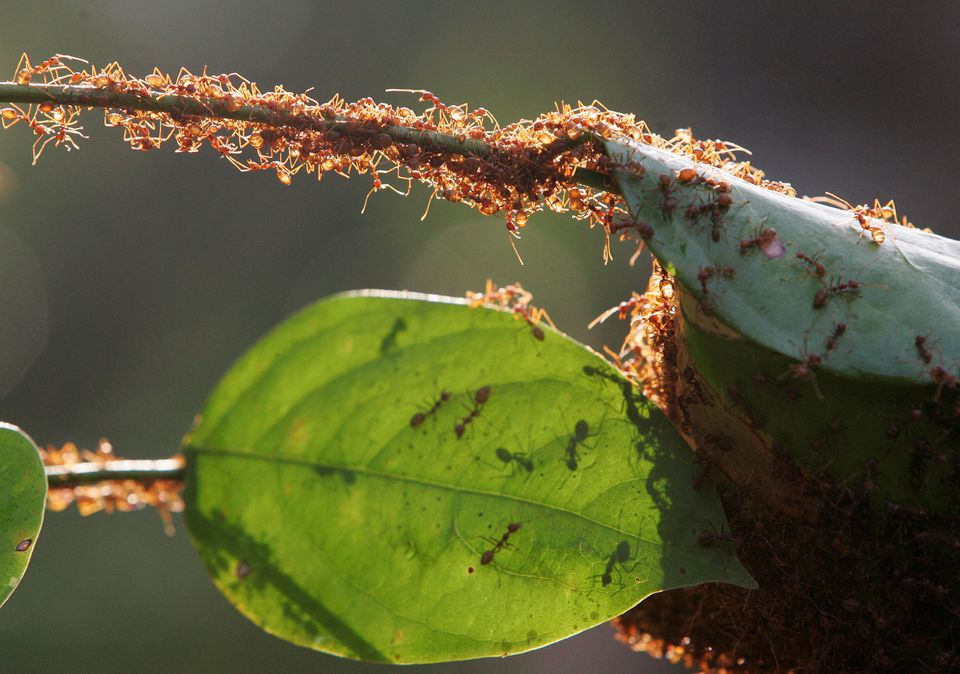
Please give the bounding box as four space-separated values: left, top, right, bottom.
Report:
480 522 521 565
587 293 644 330
410 389 451 428
455 386 491 439
14 53 77 85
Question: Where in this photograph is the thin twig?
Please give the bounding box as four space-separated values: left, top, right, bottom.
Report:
45 455 187 487
0 82 615 193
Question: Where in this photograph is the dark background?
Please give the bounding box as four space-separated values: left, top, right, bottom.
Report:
0 2 958 672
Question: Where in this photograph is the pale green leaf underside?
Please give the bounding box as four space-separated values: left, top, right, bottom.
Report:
607 138 960 384
0 423 46 608
184 291 754 663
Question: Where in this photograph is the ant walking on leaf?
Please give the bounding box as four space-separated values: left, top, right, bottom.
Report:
480 522 521 566
454 385 491 439
410 389 451 428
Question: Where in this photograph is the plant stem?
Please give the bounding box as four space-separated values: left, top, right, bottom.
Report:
0 82 615 193
45 456 187 487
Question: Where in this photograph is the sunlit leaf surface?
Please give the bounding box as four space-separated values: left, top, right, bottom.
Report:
184 291 754 663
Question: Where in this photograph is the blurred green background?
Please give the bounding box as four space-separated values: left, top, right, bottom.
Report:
0 2 957 672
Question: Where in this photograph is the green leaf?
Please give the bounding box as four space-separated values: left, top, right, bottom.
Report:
606 138 960 384
0 423 46 608
183 291 755 663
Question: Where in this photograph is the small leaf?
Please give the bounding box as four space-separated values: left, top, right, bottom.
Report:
606 138 960 384
0 423 47 608
184 291 753 663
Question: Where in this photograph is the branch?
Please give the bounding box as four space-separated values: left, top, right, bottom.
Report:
0 81 614 193
45 455 186 487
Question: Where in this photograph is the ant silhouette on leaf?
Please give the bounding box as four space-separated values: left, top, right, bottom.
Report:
564 418 599 470
494 447 534 476
584 539 638 590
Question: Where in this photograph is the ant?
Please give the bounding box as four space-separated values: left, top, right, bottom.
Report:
675 166 732 193
930 365 958 402
795 252 826 278
648 174 678 217
780 340 824 399
494 447 534 475
513 304 554 341
684 192 734 221
813 277 860 309
455 385 491 439
812 192 892 244
607 219 655 239
825 322 847 353
915 335 933 364
410 389 451 428
466 280 554 341
14 53 72 85
587 293 643 329
480 522 521 565
739 227 786 259
696 265 736 314
564 419 594 470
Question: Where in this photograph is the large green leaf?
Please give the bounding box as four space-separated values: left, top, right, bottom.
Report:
0 423 46 608
606 138 960 384
183 291 754 663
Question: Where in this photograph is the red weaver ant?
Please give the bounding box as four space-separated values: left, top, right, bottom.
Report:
795 252 826 278
915 335 932 364
455 386 491 439
410 389 451 428
588 293 643 330
739 227 786 259
813 278 860 309
480 522 521 565
825 322 847 353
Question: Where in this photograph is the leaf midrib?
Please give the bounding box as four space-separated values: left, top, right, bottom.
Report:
186 444 662 547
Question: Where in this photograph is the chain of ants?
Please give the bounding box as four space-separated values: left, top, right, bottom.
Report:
1 53 856 261
40 439 185 535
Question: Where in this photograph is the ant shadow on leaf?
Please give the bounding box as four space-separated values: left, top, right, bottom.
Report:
581 539 640 593
379 317 407 355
